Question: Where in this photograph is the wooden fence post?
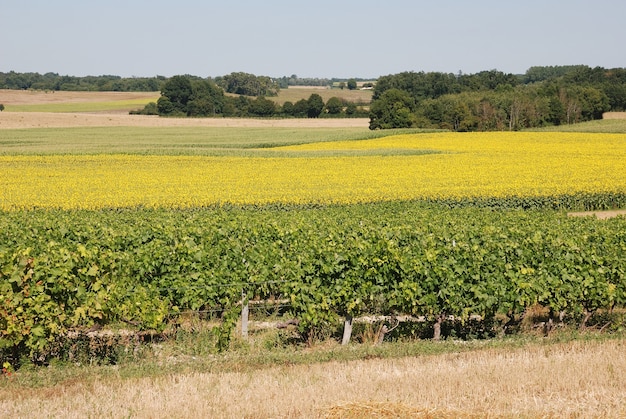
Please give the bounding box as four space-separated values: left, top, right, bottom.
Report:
241 289 249 339
341 315 353 345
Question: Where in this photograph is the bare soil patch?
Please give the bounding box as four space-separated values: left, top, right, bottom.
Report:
568 209 626 219
0 111 370 129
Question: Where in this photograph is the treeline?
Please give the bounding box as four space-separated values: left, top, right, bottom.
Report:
369 65 626 130
275 75 373 89
133 75 368 118
0 71 165 92
0 71 362 92
0 70 370 94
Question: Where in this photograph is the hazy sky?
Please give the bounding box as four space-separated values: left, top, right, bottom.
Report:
2 0 624 79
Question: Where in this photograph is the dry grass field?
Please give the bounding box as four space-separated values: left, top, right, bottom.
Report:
3 338 625 418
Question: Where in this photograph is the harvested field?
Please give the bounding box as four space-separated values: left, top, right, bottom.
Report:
0 89 158 106
3 339 626 418
0 111 369 129
603 112 626 119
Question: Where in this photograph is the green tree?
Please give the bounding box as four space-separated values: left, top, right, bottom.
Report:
373 71 459 101
307 94 325 118
217 72 280 97
187 79 224 116
418 94 476 131
345 102 357 116
369 88 415 129
233 95 252 116
602 68 626 111
159 75 193 115
0 104 4 112
248 96 277 117
292 99 309 117
325 97 343 114
186 98 215 116
157 76 225 117
347 79 357 90
281 101 295 116
156 96 178 115
462 70 519 91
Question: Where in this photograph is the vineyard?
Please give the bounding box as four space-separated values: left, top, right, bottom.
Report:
1 126 626 366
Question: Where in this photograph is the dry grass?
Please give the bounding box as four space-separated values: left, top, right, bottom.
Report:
3 339 625 418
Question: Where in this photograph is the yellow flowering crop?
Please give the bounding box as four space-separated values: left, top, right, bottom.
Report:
1 132 625 210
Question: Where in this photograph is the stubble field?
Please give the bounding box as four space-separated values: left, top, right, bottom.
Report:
4 339 625 418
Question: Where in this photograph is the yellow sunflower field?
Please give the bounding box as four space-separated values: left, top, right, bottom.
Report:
2 131 625 210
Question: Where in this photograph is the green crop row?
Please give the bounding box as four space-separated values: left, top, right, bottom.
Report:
1 202 626 364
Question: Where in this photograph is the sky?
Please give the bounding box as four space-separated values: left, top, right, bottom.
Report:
1 0 625 79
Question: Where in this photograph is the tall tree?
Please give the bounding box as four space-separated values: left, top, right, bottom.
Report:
217 72 280 97
248 96 277 117
325 97 344 114
159 75 193 115
307 94 325 118
369 88 415 129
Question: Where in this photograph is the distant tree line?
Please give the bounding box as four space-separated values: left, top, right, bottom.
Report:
275 75 372 89
7 66 625 127
0 71 165 91
214 72 280 97
133 75 368 118
369 66 626 130
0 71 368 93
276 75 329 88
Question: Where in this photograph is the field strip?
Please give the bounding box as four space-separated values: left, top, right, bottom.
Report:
4 339 625 418
568 209 626 219
0 112 370 129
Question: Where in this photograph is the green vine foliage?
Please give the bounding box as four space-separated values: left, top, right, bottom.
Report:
1 200 625 364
